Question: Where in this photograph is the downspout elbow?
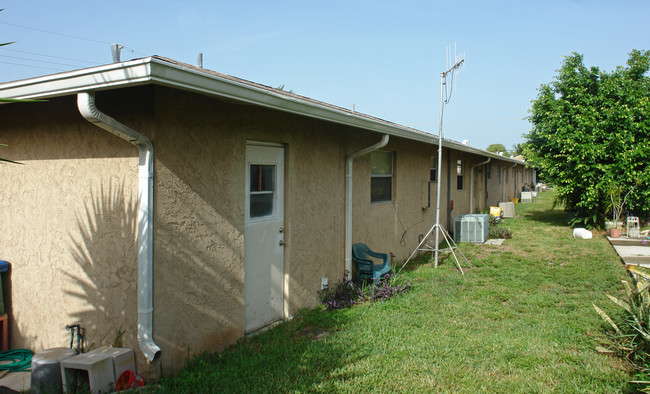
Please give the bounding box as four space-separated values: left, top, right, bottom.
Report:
77 92 161 362
472 158 491 169
345 134 389 280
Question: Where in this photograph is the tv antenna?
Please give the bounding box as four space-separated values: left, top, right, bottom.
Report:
400 44 470 274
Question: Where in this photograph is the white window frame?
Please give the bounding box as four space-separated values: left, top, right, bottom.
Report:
430 156 437 183
371 151 393 203
456 159 464 190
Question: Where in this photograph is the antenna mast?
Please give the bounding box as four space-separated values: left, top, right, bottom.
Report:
401 44 468 273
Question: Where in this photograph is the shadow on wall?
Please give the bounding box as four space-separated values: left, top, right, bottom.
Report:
64 180 139 354
153 174 245 374
62 171 245 377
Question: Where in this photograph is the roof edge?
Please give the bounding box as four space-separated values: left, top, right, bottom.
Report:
0 56 526 165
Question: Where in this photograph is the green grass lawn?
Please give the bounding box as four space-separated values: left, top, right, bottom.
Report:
159 191 632 392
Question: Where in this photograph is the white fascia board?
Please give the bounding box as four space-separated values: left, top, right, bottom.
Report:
147 59 437 145
0 58 153 100
151 63 523 165
0 57 521 164
441 140 522 164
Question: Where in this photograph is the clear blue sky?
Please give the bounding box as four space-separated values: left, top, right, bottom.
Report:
1 1 648 150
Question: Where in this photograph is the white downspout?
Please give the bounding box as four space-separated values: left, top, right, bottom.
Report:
469 158 490 213
77 92 161 362
502 167 507 202
345 134 389 280
513 163 519 200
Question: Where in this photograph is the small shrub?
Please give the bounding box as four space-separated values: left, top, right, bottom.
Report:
489 227 512 239
489 215 501 227
318 274 412 311
318 279 361 311
359 273 412 302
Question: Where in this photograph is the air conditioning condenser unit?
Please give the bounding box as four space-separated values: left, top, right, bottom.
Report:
453 214 489 243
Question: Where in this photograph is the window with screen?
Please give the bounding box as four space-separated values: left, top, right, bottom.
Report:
430 156 437 183
371 151 393 203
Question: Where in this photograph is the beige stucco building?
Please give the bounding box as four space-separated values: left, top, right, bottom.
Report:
0 56 532 377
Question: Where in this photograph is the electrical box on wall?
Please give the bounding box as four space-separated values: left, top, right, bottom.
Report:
321 277 328 290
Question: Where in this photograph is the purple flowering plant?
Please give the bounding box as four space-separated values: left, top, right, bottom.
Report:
319 273 412 311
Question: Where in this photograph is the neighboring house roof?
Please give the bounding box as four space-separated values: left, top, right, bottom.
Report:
0 56 523 164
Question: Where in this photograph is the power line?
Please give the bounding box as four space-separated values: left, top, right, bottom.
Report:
0 61 65 72
0 21 148 57
0 54 88 68
0 21 110 45
0 47 97 64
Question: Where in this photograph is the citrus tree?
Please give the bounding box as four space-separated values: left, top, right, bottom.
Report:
525 50 650 227
486 143 508 155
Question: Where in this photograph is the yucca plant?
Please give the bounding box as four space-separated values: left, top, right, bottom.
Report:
594 265 650 369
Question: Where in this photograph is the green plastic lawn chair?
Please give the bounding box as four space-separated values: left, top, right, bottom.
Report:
352 243 392 280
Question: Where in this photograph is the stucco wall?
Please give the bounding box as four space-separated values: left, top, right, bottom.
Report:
0 87 352 377
150 87 349 370
0 97 141 364
349 141 495 262
0 83 529 378
484 159 525 207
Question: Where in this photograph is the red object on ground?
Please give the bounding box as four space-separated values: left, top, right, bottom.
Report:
116 370 145 391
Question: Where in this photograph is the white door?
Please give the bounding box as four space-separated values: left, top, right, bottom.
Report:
244 143 285 333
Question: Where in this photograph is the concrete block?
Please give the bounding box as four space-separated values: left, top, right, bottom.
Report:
96 347 135 381
60 351 114 394
59 347 136 393
31 347 77 394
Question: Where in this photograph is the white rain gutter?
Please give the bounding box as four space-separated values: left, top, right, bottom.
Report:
0 57 526 169
345 134 389 280
77 91 161 362
469 158 491 213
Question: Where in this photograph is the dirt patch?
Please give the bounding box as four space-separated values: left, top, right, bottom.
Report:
298 327 330 341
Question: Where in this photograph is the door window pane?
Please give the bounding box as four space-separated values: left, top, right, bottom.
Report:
250 194 274 217
250 164 275 218
250 165 275 192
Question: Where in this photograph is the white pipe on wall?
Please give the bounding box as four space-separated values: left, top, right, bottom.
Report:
512 163 518 200
502 167 506 202
345 134 389 280
77 92 161 362
469 158 490 213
